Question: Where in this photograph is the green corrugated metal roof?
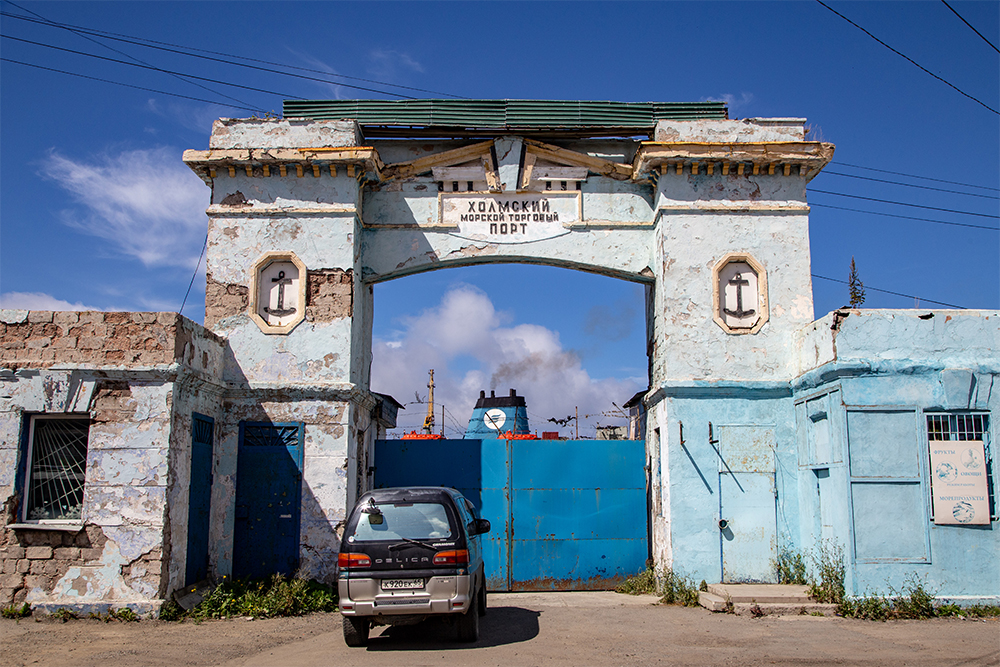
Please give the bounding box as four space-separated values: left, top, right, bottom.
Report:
282 99 728 128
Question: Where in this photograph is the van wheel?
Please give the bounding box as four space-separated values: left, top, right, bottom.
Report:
343 616 370 647
478 582 487 617
457 589 480 642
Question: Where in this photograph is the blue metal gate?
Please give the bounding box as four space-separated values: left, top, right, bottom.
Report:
233 422 303 580
374 437 647 591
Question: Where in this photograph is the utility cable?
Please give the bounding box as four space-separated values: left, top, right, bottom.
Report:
810 202 999 232
811 274 966 309
809 188 999 219
0 8 463 98
3 1 262 112
1 10 434 100
1 34 305 99
821 170 999 200
833 162 999 192
941 0 999 54
815 0 999 115
179 235 208 316
1 57 259 112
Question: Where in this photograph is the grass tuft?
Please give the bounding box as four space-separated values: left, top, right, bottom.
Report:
615 568 701 607
163 575 338 621
1 603 31 619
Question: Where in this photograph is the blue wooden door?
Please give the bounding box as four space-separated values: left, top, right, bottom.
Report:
375 437 646 591
233 422 303 580
185 413 214 585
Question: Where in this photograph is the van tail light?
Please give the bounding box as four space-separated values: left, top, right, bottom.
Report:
433 549 469 565
338 553 371 568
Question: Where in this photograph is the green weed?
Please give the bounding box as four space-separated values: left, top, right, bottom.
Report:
614 568 700 607
659 569 701 607
1 603 31 619
615 569 658 595
167 575 338 621
808 542 845 604
50 608 77 622
775 548 808 585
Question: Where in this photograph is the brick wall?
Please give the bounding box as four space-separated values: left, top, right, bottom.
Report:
0 311 222 371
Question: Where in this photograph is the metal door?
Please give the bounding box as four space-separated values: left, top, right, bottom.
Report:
233 422 303 580
718 426 777 583
375 437 646 591
185 413 214 585
509 439 647 590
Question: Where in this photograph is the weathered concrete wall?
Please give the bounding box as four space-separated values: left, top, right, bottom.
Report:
0 311 226 612
654 118 807 143
210 118 362 150
792 310 1000 601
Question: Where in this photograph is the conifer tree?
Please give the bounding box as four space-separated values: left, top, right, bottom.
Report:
848 256 866 308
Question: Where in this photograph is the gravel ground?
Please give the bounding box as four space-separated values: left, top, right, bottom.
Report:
1 592 997 667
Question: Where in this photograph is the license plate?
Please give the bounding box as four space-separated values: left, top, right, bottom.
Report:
382 578 423 590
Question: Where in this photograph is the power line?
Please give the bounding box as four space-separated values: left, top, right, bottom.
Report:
1 8 463 98
941 0 999 54
2 33 305 99
810 202 999 232
1 57 259 112
811 274 966 309
180 235 208 316
3 1 262 112
815 0 999 115
809 188 999 219
822 170 999 200
0 10 447 100
833 162 999 193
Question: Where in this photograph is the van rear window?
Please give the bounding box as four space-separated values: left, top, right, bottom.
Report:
350 502 454 541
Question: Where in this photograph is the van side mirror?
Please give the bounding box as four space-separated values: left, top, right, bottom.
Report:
471 518 491 535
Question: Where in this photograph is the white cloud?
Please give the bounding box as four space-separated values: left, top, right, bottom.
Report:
0 292 106 311
372 286 642 438
702 92 754 114
40 147 209 268
367 49 425 79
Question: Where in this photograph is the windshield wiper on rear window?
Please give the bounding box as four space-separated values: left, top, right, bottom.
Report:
388 537 437 551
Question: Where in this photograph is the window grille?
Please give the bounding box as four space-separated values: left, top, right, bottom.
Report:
926 413 994 519
25 417 90 521
241 423 300 448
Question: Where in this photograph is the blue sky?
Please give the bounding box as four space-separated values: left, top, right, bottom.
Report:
1 1 997 435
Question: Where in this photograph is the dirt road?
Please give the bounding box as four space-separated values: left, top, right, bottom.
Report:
1 592 997 667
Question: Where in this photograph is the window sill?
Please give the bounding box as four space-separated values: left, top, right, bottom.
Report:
7 523 84 533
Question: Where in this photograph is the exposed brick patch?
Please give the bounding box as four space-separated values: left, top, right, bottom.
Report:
306 268 353 321
205 275 249 329
0 497 111 605
91 380 135 423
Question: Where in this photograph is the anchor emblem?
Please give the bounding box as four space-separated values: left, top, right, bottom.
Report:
723 272 756 320
263 270 297 318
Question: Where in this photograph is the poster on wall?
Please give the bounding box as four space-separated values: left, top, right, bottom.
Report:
929 440 990 525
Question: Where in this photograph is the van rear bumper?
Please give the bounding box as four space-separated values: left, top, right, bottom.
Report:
339 574 472 618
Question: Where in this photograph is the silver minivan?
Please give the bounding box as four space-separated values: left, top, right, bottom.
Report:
337 487 491 646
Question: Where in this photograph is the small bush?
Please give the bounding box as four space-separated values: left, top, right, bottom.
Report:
808 542 845 604
107 607 140 622
839 593 891 621
614 567 700 607
169 575 338 621
615 569 658 595
1 603 31 619
888 576 935 620
775 548 808 585
659 569 700 607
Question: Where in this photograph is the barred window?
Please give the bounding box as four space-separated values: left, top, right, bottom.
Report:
24 417 90 522
927 413 994 520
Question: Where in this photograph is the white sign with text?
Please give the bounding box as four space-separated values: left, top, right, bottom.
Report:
929 439 990 525
439 192 581 241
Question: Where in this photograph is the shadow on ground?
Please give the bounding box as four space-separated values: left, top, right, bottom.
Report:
364 605 541 651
